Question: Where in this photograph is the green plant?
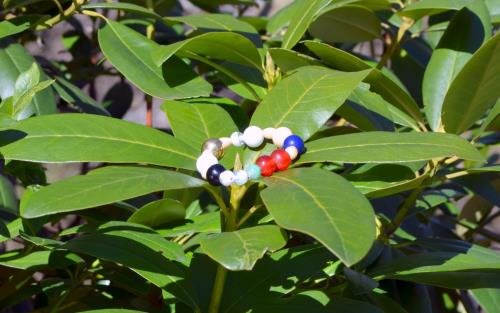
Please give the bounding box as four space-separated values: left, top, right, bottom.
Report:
0 0 499 312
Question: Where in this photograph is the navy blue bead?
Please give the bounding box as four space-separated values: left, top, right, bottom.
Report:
283 135 305 154
206 164 226 186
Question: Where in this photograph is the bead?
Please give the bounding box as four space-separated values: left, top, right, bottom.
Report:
272 127 292 147
219 170 235 187
271 149 291 171
285 146 299 160
243 126 264 148
262 127 276 140
201 138 224 159
283 135 305 154
245 164 261 180
206 164 226 186
234 170 249 186
256 155 276 177
230 132 244 147
196 151 218 178
220 137 232 149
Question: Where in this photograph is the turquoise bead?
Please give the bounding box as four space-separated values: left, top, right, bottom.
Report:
245 164 261 180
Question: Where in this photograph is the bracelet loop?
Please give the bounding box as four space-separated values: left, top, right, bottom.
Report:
196 126 305 186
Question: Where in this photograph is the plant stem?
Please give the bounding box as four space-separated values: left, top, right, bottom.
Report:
182 51 262 102
35 0 87 30
377 16 414 69
237 205 261 228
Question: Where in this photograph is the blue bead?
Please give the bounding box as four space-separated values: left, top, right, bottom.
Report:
283 135 305 154
245 164 261 180
206 164 226 186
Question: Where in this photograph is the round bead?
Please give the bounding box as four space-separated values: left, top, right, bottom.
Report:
272 127 292 147
271 149 291 171
196 151 218 178
219 170 235 187
201 138 224 159
262 127 276 140
285 146 299 160
206 164 226 186
243 126 264 148
234 170 249 186
256 155 276 177
245 164 261 180
230 132 244 147
283 135 305 154
220 137 232 149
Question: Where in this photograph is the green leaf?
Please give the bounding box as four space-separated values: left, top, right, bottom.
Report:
128 198 185 228
78 310 147 313
52 76 109 115
161 100 238 149
269 48 323 73
63 221 198 310
0 175 18 215
309 5 381 43
423 2 491 131
251 66 370 140
321 0 391 12
281 0 330 49
297 132 485 165
478 98 499 133
471 289 500 313
98 20 212 99
166 13 260 43
400 0 475 20
0 114 198 169
304 41 423 124
200 225 287 271
261 168 376 266
441 33 500 133
0 18 31 39
0 44 56 116
12 79 54 119
152 32 262 71
486 0 500 23
82 2 163 21
20 166 204 218
0 250 50 270
158 211 220 237
370 243 500 289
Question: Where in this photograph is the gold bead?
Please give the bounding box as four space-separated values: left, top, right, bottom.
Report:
201 138 224 159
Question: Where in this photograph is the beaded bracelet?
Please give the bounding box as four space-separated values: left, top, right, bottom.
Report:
196 126 305 186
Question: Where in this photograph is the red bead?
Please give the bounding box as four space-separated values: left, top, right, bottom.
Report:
256 155 276 177
271 149 291 171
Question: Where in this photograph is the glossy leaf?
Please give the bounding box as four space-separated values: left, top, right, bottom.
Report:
0 43 56 116
321 0 391 12
159 211 220 237
251 66 370 140
400 0 474 20
98 20 212 99
370 244 500 289
79 310 146 313
304 41 423 123
82 2 163 21
52 77 109 115
201 225 287 271
63 221 198 309
261 168 376 266
128 198 185 228
297 132 485 164
269 48 322 73
0 114 198 169
281 0 329 49
0 250 50 270
152 32 262 71
0 175 18 215
423 2 491 131
471 289 500 313
309 5 381 43
20 166 204 218
441 32 500 133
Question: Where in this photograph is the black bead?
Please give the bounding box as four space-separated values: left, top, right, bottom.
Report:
206 164 226 186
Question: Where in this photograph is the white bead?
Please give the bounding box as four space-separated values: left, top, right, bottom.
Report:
243 126 264 148
285 146 299 160
220 137 232 149
230 132 244 147
272 127 292 147
262 127 276 140
219 170 235 187
233 170 248 186
196 151 218 178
